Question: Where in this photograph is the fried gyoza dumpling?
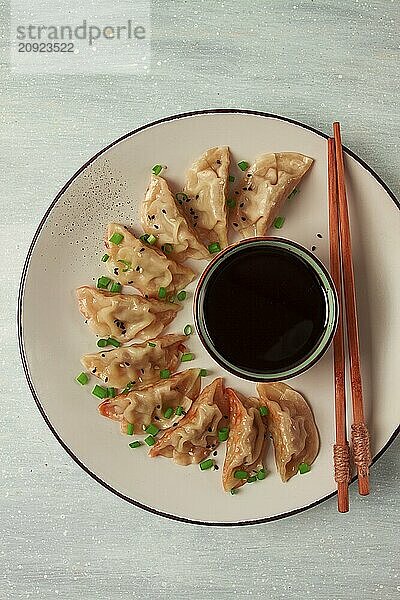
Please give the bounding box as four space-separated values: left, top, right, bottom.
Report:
105 224 195 297
98 369 201 434
76 286 181 343
149 378 228 465
81 333 186 389
231 153 313 237
256 382 319 482
222 389 267 492
182 146 230 249
141 175 209 262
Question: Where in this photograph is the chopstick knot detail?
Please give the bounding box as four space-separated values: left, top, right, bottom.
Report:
351 422 371 478
333 443 351 483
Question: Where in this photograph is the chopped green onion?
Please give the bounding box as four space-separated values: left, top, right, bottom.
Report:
152 164 163 175
147 234 157 245
208 242 221 254
129 441 141 448
122 381 135 394
175 406 183 416
181 353 194 362
228 175 235 182
230 488 238 495
234 470 248 480
218 427 229 442
200 369 208 377
109 232 124 245
107 387 116 398
164 407 174 419
226 198 236 208
298 462 311 474
288 187 298 200
76 372 89 385
144 435 156 446
199 459 214 470
175 192 188 204
148 342 156 347
126 422 134 435
117 259 132 272
97 276 111 289
259 406 268 416
247 475 257 483
256 469 266 480
184 324 192 336
101 254 109 262
177 290 187 301
161 243 174 254
160 369 170 379
158 286 167 299
273 216 285 229
238 160 249 171
92 385 108 399
97 338 108 348
140 234 149 243
145 423 159 436
110 282 122 293
107 337 121 348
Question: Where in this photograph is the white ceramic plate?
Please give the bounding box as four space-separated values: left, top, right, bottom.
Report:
19 110 400 525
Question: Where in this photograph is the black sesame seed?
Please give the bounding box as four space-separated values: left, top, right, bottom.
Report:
92 368 97 373
241 217 246 221
246 173 251 177
114 268 119 275
121 329 126 335
144 294 149 298
214 465 219 471
84 319 88 324
135 266 140 272
140 368 145 374
154 225 159 230
173 422 178 427
104 377 108 383
311 245 316 251
233 223 238 227
185 197 190 202
207 427 212 432
140 248 145 252
317 233 323 239
124 362 130 367
156 405 161 409
213 451 217 456
216 160 221 165
242 187 248 191
235 191 239 195
239 202 244 208
154 416 160 421
101 353 105 357
162 209 166 214
128 281 134 284
195 194 199 199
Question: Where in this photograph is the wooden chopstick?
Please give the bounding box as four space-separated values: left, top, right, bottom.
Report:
333 122 371 496
327 137 350 512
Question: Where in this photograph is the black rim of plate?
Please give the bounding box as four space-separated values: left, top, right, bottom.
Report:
17 109 400 526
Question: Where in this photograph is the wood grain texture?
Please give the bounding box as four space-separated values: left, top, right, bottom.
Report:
1 1 399 599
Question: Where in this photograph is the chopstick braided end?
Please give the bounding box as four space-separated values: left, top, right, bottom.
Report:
351 422 371 477
333 442 351 483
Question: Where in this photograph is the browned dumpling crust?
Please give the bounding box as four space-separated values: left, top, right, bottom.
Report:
105 224 195 297
98 369 201 434
81 333 186 389
76 286 181 343
149 378 229 465
231 152 313 237
256 382 319 482
222 389 267 492
141 175 209 261
182 147 230 249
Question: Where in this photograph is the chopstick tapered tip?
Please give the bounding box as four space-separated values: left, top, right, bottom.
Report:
337 482 349 513
358 475 370 496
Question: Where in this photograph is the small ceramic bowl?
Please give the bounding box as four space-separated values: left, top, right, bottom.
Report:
194 237 338 382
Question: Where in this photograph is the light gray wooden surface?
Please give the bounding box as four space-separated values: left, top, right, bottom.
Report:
1 1 399 599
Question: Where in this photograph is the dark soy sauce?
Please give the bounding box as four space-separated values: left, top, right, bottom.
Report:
203 246 328 374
